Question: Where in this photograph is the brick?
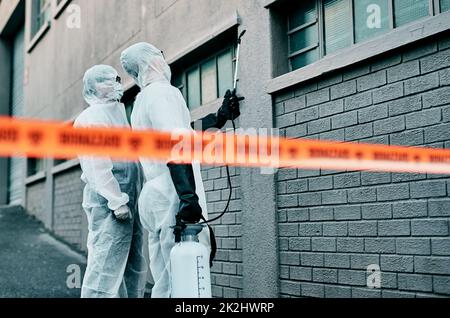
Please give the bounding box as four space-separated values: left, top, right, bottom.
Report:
334 205 361 220
440 68 450 86
344 65 370 80
389 96 422 117
377 184 410 201
286 179 308 193
215 274 230 286
325 285 352 298
323 222 348 236
306 88 330 106
403 42 438 62
307 118 331 134
301 253 324 266
372 54 402 71
431 239 450 256
374 116 406 135
310 207 333 221
362 203 392 219
421 49 450 73
415 256 450 275
296 107 319 124
405 73 440 95
332 111 358 129
312 238 336 252
433 276 450 295
280 281 300 296
301 283 325 297
278 194 298 208
287 208 309 222
338 269 366 286
361 172 391 186
429 199 450 217
407 109 442 130
422 87 450 108
337 238 364 252
331 80 357 100
299 223 322 236
319 100 344 118
348 187 377 203
280 252 300 265
350 254 379 269
352 288 381 298
284 95 307 113
393 201 427 218
275 102 285 116
222 263 237 275
439 38 450 50
365 238 396 253
349 221 377 237
346 123 374 141
319 73 343 89
290 267 312 281
285 124 308 138
279 238 289 251
298 193 321 207
313 268 338 283
276 112 296 127
357 70 387 91
295 82 319 96
279 224 299 237
345 92 372 111
391 129 424 146
380 255 413 273
358 104 388 123
388 61 420 83
308 176 333 191
425 123 450 143
382 290 415 298
298 169 320 178
378 220 411 237
278 169 297 181
373 83 404 105
398 274 433 292
322 190 347 205
411 219 449 236
289 238 311 251
410 181 446 198
275 90 294 103
324 253 350 269
320 129 345 141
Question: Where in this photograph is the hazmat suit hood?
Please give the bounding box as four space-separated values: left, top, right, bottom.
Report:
83 65 124 106
120 42 172 89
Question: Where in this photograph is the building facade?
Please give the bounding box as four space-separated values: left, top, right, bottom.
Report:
0 0 449 298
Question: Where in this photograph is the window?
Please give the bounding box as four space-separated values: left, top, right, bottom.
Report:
31 0 51 37
441 0 450 12
173 47 235 110
28 158 44 177
284 0 445 71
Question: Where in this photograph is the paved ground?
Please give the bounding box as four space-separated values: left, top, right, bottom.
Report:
0 206 87 298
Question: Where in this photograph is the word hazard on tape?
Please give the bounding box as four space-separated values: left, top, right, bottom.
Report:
1 116 450 175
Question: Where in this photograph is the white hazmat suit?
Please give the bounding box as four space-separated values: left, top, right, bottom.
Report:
75 65 147 298
121 43 210 298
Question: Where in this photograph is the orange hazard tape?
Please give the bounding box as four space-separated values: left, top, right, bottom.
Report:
1 116 450 174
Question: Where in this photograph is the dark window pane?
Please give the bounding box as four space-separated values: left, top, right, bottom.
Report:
355 0 390 43
324 0 352 55
217 49 233 97
291 48 319 70
441 0 450 12
289 24 319 53
187 67 201 109
289 1 317 30
394 0 429 27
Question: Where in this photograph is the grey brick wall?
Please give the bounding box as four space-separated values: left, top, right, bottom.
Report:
53 167 86 251
26 181 47 225
201 165 243 298
275 34 450 298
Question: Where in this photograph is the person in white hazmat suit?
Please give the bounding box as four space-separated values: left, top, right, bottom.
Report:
74 65 148 298
120 42 241 298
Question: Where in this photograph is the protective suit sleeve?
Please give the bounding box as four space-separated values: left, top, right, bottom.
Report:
74 119 129 211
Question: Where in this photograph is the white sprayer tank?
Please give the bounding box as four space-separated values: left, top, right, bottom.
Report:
170 224 212 298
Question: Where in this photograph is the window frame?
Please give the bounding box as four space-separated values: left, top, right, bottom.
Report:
53 0 72 19
27 0 52 53
176 45 236 110
286 0 441 72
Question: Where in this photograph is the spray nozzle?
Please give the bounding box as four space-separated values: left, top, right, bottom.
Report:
237 30 246 44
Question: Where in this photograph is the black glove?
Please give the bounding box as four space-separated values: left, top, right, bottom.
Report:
167 163 203 224
216 89 243 129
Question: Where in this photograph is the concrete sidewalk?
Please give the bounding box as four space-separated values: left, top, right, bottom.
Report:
0 206 86 298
